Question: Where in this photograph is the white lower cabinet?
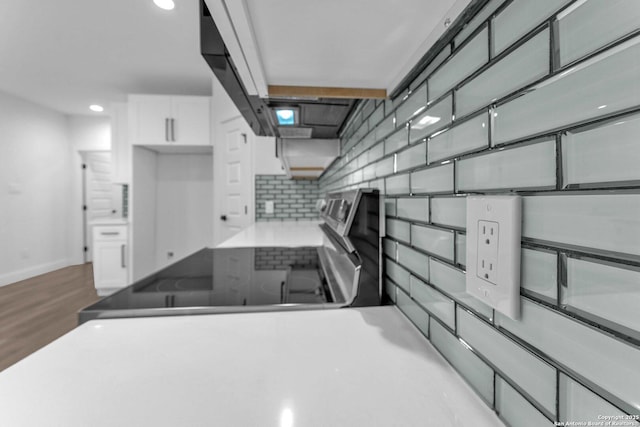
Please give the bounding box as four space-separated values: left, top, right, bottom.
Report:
93 225 129 296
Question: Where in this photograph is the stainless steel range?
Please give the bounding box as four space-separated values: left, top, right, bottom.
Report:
79 188 382 324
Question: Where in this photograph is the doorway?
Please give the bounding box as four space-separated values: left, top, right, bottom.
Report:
214 116 254 246
80 151 120 262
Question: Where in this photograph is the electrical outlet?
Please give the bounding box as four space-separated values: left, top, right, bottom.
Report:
265 200 274 214
477 220 499 284
466 196 521 319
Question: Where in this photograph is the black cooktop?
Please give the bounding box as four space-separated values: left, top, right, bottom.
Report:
79 247 343 324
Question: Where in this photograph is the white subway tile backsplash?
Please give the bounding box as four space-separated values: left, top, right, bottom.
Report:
429 27 489 101
363 163 376 181
321 0 640 418
410 163 454 194
410 45 451 92
492 0 571 55
496 298 640 414
386 259 410 292
521 248 557 301
409 95 453 143
386 218 410 243
564 257 640 340
454 0 506 48
411 276 454 329
368 104 385 129
375 156 394 178
457 28 549 117
522 194 640 258
396 142 426 172
383 238 397 261
455 233 466 267
430 197 466 229
457 139 556 191
494 35 640 145
429 258 493 320
384 127 409 155
559 374 640 426
385 173 410 195
375 114 396 142
396 287 429 337
368 141 385 163
385 279 397 303
495 376 553 427
397 244 429 280
458 307 557 414
428 113 489 163
384 198 397 217
562 112 640 188
558 0 640 66
396 197 429 222
411 224 454 261
430 319 494 404
396 83 427 126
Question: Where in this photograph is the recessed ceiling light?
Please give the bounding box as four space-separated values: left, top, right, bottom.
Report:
89 104 104 112
275 108 298 126
153 0 175 10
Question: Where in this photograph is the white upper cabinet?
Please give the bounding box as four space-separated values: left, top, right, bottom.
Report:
128 95 211 146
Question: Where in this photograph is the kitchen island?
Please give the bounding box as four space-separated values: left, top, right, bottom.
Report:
216 220 323 248
0 306 503 426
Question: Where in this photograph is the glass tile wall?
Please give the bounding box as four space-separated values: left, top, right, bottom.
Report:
320 0 640 424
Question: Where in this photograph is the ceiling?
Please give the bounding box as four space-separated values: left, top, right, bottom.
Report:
0 0 213 116
202 0 472 138
0 0 471 119
205 0 472 99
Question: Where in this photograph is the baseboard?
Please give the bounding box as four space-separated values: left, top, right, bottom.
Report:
0 259 71 287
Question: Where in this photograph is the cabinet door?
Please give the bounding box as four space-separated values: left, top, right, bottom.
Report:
93 241 128 289
171 96 211 145
129 95 172 145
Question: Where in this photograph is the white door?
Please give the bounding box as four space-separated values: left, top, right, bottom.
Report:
215 116 254 245
82 151 117 262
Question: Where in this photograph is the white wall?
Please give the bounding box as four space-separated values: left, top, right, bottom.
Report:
254 136 285 175
67 115 112 265
156 154 213 269
0 91 72 286
131 146 158 281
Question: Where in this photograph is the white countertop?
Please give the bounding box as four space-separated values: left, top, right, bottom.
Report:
216 220 324 248
88 217 128 226
0 307 503 427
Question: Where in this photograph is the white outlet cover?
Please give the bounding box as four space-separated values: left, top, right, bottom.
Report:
466 195 521 319
265 200 274 214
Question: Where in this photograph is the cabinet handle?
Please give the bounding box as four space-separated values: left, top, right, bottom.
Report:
165 118 169 141
101 232 120 236
121 244 126 268
171 118 176 142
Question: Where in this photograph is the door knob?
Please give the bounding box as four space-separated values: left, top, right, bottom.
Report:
220 215 227 221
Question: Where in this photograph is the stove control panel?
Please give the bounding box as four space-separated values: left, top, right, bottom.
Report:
320 189 376 238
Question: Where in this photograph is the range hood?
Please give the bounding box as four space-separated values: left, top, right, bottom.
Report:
199 1 356 140
276 138 340 180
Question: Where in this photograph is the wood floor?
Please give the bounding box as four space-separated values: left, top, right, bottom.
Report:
0 263 99 372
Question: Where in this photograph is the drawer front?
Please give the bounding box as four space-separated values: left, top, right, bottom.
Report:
93 225 128 241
